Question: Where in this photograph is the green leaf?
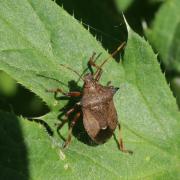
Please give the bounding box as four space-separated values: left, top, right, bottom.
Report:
0 71 17 96
115 0 134 11
146 0 180 72
0 0 180 179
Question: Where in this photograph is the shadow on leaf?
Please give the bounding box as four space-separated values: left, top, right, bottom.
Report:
0 111 29 180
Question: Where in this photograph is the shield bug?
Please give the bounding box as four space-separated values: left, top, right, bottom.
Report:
47 42 132 154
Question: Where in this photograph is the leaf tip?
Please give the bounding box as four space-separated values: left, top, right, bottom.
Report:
72 10 75 19
123 14 131 33
142 19 148 31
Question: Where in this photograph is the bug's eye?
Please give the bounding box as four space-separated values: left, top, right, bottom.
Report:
111 87 119 94
114 87 119 91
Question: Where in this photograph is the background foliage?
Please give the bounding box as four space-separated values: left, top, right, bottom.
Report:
0 0 179 179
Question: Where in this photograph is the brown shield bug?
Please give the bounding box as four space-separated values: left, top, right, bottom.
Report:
47 42 132 154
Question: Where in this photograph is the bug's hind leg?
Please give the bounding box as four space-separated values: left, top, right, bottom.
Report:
117 122 133 154
63 112 81 148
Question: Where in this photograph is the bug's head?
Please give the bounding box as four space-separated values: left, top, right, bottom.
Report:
109 86 119 95
84 73 94 82
83 73 96 88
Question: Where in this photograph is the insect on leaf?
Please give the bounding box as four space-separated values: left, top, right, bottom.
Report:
0 0 179 179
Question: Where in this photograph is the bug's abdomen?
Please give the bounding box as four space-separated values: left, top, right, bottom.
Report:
93 125 117 144
82 100 118 144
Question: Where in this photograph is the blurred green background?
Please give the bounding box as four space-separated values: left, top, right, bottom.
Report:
0 0 179 117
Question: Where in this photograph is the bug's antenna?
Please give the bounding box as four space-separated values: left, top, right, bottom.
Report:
59 64 84 81
99 42 126 69
37 74 68 87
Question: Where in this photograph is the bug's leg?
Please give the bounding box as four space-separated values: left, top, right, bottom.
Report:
117 122 133 154
46 88 81 97
97 42 127 81
95 69 103 82
56 108 75 141
56 102 81 140
63 112 81 148
55 118 68 141
89 52 102 65
88 54 103 81
88 52 99 73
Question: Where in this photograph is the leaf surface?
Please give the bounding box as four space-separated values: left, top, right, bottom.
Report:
146 0 180 72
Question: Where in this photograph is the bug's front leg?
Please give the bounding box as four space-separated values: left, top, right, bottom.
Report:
88 53 103 82
117 122 133 154
46 88 81 97
63 112 81 148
